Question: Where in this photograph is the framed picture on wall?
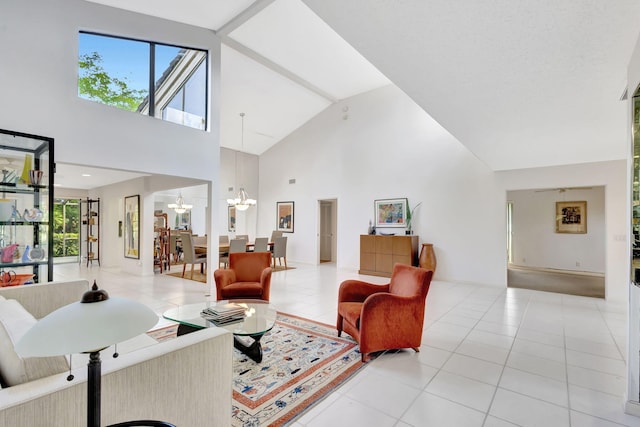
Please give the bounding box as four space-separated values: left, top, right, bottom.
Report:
228 205 236 232
124 195 140 259
375 198 407 228
556 200 587 234
277 201 294 233
175 211 191 230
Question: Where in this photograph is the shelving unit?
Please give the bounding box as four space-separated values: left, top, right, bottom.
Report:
154 212 170 272
80 198 100 266
0 129 54 283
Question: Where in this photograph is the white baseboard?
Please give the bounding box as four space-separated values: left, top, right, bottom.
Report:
625 399 640 417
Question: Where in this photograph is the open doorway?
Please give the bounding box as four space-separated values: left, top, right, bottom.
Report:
318 199 337 264
53 198 81 264
506 187 605 298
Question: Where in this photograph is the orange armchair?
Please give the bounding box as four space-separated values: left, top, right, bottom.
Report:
214 252 273 301
337 263 433 362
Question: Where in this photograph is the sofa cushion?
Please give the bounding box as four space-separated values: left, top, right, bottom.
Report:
0 299 69 386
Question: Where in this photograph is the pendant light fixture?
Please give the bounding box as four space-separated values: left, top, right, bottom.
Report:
168 192 192 214
227 112 256 211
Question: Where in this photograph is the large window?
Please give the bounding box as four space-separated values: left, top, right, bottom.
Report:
78 32 208 130
53 199 80 259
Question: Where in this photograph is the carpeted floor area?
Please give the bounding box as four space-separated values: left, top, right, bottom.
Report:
507 267 605 298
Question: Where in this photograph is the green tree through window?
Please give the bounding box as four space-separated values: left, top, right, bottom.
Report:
78 52 147 111
53 200 80 257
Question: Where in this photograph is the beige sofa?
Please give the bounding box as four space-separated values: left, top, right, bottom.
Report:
0 280 232 427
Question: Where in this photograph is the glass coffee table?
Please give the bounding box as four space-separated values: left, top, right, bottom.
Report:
163 300 277 363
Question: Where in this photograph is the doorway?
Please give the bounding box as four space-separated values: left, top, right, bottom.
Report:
53 198 81 263
318 199 337 264
506 188 605 298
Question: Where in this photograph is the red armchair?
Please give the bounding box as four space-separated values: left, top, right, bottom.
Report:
337 263 434 362
214 252 273 301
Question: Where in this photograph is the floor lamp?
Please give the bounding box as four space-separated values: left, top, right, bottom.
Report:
15 281 166 427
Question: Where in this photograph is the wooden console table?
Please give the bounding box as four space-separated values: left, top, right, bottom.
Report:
359 234 419 277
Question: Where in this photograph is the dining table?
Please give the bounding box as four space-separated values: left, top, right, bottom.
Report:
218 241 273 253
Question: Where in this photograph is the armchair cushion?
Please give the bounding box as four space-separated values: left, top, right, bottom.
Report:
337 263 433 361
0 299 68 386
214 252 273 301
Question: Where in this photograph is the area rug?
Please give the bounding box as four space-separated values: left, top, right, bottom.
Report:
164 270 206 283
148 314 365 426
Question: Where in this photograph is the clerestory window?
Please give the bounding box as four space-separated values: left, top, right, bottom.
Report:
78 32 208 130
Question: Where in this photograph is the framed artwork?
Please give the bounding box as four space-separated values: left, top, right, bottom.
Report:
277 201 294 233
375 198 407 227
556 201 587 234
124 195 140 258
228 205 236 232
174 211 191 230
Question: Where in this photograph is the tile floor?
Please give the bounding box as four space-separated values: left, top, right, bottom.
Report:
54 262 639 427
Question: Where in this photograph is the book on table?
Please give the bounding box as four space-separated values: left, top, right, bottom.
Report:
201 303 245 324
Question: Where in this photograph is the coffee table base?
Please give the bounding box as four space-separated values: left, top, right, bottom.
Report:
234 333 265 363
177 323 266 363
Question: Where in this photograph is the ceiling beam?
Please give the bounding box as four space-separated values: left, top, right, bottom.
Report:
221 37 339 103
216 0 338 104
217 0 277 37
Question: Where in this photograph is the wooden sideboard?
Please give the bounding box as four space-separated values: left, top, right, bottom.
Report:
359 235 419 277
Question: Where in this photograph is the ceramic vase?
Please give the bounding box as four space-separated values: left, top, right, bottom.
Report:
419 243 437 273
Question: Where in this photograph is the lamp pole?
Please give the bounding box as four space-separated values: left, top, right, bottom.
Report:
88 351 102 427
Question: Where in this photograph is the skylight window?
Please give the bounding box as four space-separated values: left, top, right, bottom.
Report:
78 32 208 130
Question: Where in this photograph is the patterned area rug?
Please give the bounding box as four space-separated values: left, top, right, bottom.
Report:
232 313 363 426
148 314 365 426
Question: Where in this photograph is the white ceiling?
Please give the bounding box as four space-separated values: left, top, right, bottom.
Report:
79 0 640 188
303 0 640 171
55 163 148 190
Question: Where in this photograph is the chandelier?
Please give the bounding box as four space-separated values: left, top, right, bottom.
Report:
168 192 192 214
227 112 256 211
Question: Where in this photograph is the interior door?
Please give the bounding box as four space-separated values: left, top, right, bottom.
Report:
318 199 336 263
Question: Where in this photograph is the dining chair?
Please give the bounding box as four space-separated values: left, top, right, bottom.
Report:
253 237 269 252
271 236 287 269
180 232 207 280
270 230 283 243
219 235 230 268
229 238 247 253
169 231 182 265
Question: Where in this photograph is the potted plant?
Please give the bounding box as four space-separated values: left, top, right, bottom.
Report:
405 200 421 235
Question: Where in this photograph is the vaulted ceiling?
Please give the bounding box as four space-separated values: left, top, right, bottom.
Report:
80 0 640 178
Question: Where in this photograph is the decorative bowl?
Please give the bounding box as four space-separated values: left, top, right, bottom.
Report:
0 273 34 287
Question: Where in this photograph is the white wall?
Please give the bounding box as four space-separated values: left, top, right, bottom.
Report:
258 85 629 301
219 148 258 239
0 0 221 274
259 85 507 286
508 187 605 273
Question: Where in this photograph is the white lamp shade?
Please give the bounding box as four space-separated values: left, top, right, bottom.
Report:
227 188 256 211
16 297 158 357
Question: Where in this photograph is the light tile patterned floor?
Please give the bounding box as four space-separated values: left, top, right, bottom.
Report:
54 262 639 427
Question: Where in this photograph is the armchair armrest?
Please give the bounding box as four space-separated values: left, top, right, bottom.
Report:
214 269 237 299
260 267 273 299
338 280 389 303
